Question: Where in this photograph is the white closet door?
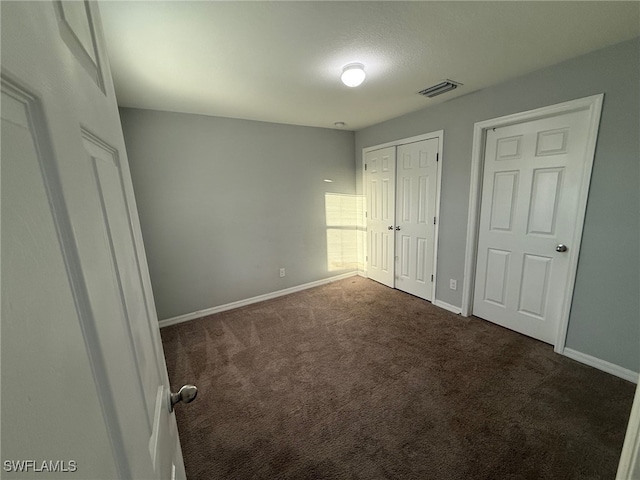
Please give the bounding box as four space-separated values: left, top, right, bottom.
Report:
473 108 592 344
365 146 396 287
395 139 439 301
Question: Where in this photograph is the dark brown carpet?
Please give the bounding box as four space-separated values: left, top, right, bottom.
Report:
161 276 635 479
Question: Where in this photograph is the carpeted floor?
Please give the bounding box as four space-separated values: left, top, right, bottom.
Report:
161 276 635 479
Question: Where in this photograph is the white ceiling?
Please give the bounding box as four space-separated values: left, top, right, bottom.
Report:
99 1 640 131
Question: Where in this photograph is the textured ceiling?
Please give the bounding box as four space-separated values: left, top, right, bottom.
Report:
99 1 640 131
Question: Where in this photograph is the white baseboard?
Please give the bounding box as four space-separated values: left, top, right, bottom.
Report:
159 271 358 328
355 277 462 315
434 299 462 315
563 348 639 384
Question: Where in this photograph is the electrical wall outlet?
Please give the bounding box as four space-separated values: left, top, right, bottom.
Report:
449 279 457 290
279 268 286 278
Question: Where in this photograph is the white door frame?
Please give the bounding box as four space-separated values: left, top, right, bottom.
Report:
362 130 444 302
617 382 640 478
461 95 604 353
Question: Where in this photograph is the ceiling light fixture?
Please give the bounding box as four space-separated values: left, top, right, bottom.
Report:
334 121 346 127
341 63 366 87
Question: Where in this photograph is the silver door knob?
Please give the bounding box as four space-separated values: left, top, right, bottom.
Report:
556 244 568 253
169 385 198 412
395 226 401 231
388 225 393 230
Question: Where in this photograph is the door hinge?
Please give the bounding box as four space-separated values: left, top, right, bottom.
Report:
433 216 436 225
431 274 434 282
365 163 367 171
365 211 368 218
366 255 368 261
436 152 439 162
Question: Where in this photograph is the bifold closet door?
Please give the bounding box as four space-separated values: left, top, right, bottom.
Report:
365 146 396 288
365 138 439 301
395 139 439 301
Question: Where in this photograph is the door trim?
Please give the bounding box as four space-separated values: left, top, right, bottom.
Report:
461 94 604 353
362 130 444 302
617 382 640 478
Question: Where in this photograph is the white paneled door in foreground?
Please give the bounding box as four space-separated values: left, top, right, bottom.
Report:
2 2 187 478
365 136 441 301
473 104 600 344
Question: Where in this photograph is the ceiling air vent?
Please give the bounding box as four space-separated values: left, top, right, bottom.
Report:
418 79 462 98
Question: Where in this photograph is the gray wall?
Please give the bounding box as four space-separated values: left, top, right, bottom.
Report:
120 109 356 320
355 38 640 372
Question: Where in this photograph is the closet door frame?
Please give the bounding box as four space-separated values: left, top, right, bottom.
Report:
361 130 444 302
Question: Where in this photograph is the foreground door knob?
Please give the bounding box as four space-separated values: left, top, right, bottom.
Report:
388 225 393 230
556 244 568 252
169 385 198 412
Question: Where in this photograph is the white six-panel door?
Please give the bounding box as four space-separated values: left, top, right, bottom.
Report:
2 2 185 478
365 146 396 288
473 109 593 344
395 139 439 301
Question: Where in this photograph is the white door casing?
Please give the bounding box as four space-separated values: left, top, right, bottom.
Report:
365 146 396 288
395 139 439 301
463 95 603 349
617 382 640 479
1 2 185 479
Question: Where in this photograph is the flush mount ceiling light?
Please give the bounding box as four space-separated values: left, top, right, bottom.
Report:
341 63 366 87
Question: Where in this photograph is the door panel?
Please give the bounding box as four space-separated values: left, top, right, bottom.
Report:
518 254 552 318
473 108 592 344
366 146 396 287
489 171 518 231
1 2 185 478
416 238 428 283
83 132 163 432
484 248 510 307
527 167 563 235
382 232 392 273
417 176 429 223
394 139 439 301
400 235 411 277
